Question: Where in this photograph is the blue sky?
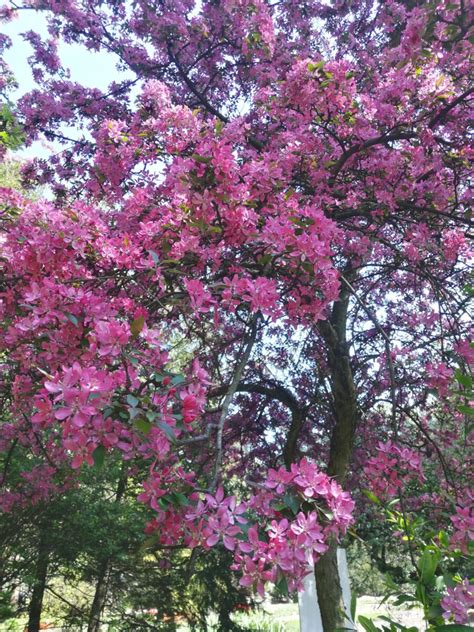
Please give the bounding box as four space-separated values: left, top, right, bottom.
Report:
3 9 132 94
2 8 134 158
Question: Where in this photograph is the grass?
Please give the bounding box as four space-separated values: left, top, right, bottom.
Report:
0 597 424 631
231 603 300 631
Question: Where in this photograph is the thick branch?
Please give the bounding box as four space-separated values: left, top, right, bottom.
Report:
331 130 415 181
211 381 300 413
317 289 359 481
167 42 228 123
429 86 474 129
213 380 305 468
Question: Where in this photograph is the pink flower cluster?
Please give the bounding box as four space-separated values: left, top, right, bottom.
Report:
0 464 68 513
425 362 454 397
222 275 281 319
139 458 354 596
441 579 474 624
44 363 115 429
234 460 354 593
450 497 474 554
364 441 425 501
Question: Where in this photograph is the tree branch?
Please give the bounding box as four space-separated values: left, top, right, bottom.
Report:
211 315 259 490
331 130 415 181
339 274 398 436
428 86 474 129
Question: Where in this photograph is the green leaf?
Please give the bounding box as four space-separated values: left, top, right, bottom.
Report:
92 445 106 469
102 406 114 419
157 420 176 441
157 496 171 510
64 312 79 326
378 616 418 631
363 489 381 505
130 315 145 337
170 492 189 507
307 60 325 73
454 369 472 389
443 573 456 589
126 394 139 408
171 374 186 386
283 492 300 515
393 594 418 606
415 582 426 605
191 153 212 164
350 592 357 621
134 418 151 435
258 253 273 266
427 604 443 619
418 546 441 584
438 530 450 547
274 574 289 597
358 615 380 632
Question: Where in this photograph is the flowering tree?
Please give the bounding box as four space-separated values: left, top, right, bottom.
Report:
0 0 473 629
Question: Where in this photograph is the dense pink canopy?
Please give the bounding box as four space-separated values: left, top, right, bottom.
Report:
0 0 472 620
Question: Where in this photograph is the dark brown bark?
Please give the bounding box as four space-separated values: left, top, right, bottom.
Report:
27 532 49 632
87 559 109 632
211 381 305 468
282 405 304 469
315 544 348 632
315 294 359 632
87 468 127 632
238 382 304 468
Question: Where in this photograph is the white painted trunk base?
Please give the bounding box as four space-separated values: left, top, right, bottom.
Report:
298 561 324 632
298 548 355 632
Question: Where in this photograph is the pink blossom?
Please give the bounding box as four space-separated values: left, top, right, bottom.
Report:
450 503 474 554
441 580 474 624
183 279 214 314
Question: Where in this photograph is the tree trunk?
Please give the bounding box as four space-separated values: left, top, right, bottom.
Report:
315 294 359 632
87 559 109 632
87 468 127 632
27 532 49 632
315 544 347 631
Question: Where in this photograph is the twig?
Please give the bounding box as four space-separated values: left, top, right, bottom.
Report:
177 423 218 445
45 585 96 621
